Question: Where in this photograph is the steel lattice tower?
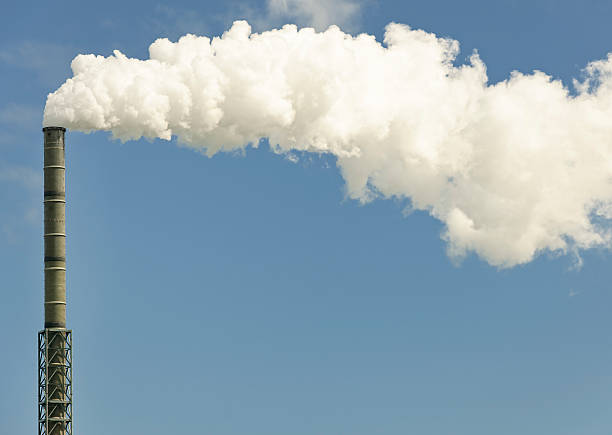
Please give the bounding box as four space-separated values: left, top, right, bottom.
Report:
39 127 73 435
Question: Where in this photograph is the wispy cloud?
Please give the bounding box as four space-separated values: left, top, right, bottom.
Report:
0 41 74 87
147 4 211 40
0 130 17 146
266 0 364 31
141 1 366 45
568 288 581 297
0 104 41 148
0 165 41 191
0 204 40 244
219 0 366 33
0 164 41 242
0 103 41 129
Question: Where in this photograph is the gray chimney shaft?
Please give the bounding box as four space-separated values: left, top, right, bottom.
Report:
43 126 67 329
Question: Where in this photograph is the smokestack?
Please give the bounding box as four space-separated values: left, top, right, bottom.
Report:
44 127 66 329
39 127 72 435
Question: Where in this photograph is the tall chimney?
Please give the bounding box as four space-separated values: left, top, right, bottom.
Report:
43 127 67 329
39 127 73 435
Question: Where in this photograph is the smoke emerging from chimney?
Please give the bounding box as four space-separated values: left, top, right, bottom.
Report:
43 21 612 268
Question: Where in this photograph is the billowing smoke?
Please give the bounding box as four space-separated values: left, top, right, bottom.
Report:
43 21 612 268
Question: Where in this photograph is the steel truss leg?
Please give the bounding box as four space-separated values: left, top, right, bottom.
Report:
38 329 73 435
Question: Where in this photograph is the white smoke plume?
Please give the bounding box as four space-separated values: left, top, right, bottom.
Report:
43 21 612 268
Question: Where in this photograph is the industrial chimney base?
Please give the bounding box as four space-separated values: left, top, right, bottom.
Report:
38 328 73 435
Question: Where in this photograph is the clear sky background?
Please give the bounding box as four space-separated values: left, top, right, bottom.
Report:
2 1 612 434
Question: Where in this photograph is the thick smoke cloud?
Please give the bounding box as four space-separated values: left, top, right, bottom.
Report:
44 21 612 268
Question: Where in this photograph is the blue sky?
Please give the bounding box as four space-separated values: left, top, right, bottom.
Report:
2 1 612 434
